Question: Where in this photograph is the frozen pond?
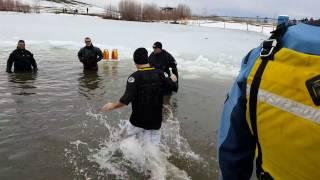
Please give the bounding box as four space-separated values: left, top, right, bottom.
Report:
0 12 267 180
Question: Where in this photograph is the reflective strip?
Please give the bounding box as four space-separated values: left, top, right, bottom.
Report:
247 85 320 124
138 67 155 71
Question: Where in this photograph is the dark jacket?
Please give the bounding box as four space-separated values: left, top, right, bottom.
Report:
148 49 179 79
77 45 103 70
120 67 178 130
6 49 38 73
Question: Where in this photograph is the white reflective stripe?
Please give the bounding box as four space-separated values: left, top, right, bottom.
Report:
247 85 320 124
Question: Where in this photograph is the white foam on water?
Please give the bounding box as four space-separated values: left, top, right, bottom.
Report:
66 104 204 179
178 55 240 79
70 140 88 151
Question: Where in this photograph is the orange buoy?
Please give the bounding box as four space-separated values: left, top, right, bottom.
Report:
103 49 109 60
112 49 118 60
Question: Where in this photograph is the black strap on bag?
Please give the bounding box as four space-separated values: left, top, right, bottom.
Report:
249 24 288 180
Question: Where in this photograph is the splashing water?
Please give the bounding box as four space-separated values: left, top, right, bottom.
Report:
65 104 204 180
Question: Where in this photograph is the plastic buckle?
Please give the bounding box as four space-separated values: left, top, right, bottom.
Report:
306 75 320 106
260 39 277 58
258 172 274 180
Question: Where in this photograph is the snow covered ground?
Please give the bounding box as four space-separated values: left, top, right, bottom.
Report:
187 20 275 35
20 0 106 14
0 12 267 79
18 0 275 35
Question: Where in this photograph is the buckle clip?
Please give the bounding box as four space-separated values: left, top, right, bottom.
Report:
260 39 277 58
258 172 274 180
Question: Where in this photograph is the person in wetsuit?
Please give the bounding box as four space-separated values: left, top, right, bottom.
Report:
148 41 179 94
6 40 38 73
77 37 103 71
102 47 178 145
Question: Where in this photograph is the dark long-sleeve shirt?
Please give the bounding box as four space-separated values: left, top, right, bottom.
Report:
148 50 179 79
120 67 178 130
6 49 38 73
78 45 103 70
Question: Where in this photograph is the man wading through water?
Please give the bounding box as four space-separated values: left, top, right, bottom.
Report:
102 47 178 145
6 40 38 73
77 37 103 71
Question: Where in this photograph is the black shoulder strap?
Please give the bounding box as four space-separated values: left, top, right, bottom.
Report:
249 24 289 180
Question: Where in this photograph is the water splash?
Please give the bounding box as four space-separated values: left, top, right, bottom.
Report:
66 104 204 179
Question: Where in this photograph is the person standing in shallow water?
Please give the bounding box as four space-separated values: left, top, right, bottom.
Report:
6 40 38 73
77 37 103 71
148 41 179 94
102 48 178 145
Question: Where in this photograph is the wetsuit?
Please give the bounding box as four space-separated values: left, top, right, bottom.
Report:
6 49 38 73
149 50 179 94
149 50 178 78
120 67 178 130
78 45 103 70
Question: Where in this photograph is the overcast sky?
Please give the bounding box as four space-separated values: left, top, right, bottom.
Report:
87 0 318 18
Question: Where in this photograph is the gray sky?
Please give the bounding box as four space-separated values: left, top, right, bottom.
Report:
83 0 319 18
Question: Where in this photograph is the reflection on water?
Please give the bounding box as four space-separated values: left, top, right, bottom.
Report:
78 62 120 100
102 61 119 77
7 72 37 96
78 70 102 98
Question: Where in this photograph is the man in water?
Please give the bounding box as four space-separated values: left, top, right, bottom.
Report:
6 40 38 73
77 37 103 71
102 47 178 145
148 42 179 94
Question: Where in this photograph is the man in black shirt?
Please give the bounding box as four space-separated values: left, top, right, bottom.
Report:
6 40 38 73
102 48 178 145
149 42 179 94
78 37 103 71
149 42 178 78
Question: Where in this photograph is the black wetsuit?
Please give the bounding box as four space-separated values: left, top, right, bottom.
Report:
120 67 178 130
149 50 179 94
77 45 103 70
6 49 38 73
148 49 178 78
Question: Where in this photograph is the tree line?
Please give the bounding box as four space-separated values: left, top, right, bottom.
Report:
0 0 31 12
116 0 192 21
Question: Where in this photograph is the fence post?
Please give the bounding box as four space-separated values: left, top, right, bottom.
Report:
246 18 249 31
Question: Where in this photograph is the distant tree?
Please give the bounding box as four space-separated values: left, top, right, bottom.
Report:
118 0 142 21
0 0 30 13
104 4 119 19
33 0 41 13
176 4 191 19
142 3 160 21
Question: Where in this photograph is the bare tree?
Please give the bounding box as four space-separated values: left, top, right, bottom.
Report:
142 3 160 21
117 1 191 22
0 0 30 12
33 0 41 13
104 4 119 19
176 4 191 19
118 0 142 21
